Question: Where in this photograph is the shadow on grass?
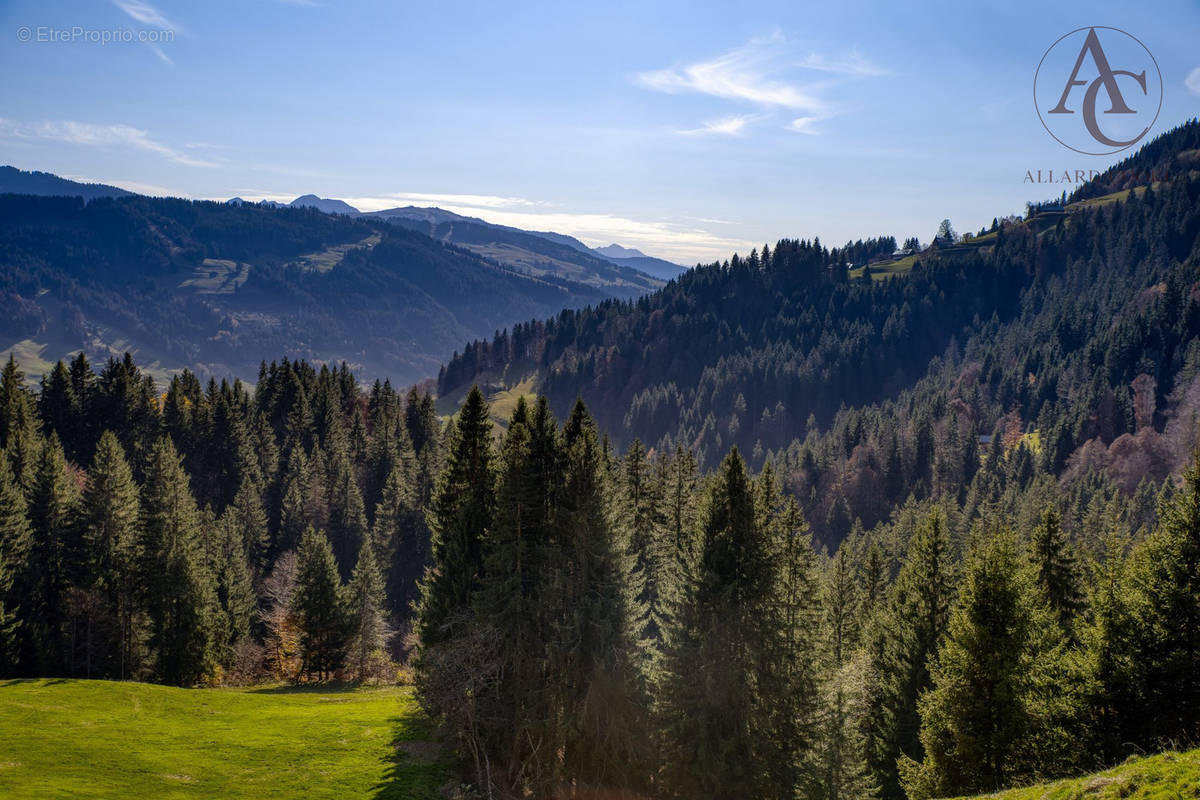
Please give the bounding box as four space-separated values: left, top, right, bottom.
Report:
371 707 453 800
246 681 366 694
0 677 72 687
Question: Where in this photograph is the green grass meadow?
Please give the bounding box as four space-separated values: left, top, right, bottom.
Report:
949 749 1200 800
0 680 449 800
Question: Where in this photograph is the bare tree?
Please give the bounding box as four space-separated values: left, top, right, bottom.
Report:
260 551 301 681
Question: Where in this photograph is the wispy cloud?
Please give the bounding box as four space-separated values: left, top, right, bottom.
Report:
350 191 548 210
65 175 186 197
786 116 825 135
678 114 758 137
113 0 179 30
638 31 884 136
0 118 216 168
112 0 180 63
1187 67 1200 96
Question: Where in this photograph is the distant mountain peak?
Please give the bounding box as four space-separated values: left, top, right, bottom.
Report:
289 194 360 215
588 242 686 281
593 243 649 260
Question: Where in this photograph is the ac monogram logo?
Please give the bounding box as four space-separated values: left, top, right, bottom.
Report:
1035 27 1162 156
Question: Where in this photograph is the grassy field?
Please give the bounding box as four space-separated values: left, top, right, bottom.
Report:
0 679 449 800
951 748 1200 800
435 372 540 429
293 232 382 272
179 259 251 294
850 254 918 281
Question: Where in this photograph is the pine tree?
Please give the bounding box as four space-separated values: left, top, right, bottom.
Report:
295 526 345 680
80 431 141 679
1031 507 1083 635
818 541 880 800
344 537 391 681
1122 454 1200 744
760 470 823 798
819 545 880 800
826 545 861 666
902 528 1072 798
139 437 218 685
865 508 955 800
417 386 494 648
26 433 83 674
860 541 887 620
277 446 311 556
224 478 269 577
213 512 255 669
471 397 560 794
67 353 96 461
659 449 798 800
619 440 668 657
38 360 82 461
652 444 699 669
372 465 421 618
555 399 647 790
0 454 32 673
326 455 368 580
1 355 42 495
1082 525 1138 760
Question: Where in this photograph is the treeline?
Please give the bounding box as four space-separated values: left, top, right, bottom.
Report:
415 387 1200 800
1067 117 1200 203
841 234 898 266
0 353 442 683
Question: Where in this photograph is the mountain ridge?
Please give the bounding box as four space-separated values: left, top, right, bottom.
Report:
0 192 620 385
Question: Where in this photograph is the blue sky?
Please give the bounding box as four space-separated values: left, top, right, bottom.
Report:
1 0 1198 263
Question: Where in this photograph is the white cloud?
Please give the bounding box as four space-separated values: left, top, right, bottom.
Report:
678 114 757 137
0 118 216 168
637 32 883 136
65 175 186 197
112 0 179 32
112 0 180 63
350 191 548 210
437 206 752 264
787 116 824 135
1187 67 1200 96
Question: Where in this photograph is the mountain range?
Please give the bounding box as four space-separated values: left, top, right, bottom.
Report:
0 189 621 385
0 165 687 291
289 193 688 283
0 166 696 385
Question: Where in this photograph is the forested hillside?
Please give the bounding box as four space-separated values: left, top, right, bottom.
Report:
0 193 621 384
2 122 1199 800
3 344 1200 798
439 120 1200 547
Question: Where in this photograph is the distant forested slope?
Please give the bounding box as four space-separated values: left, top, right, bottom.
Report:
0 193 614 384
439 120 1200 545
